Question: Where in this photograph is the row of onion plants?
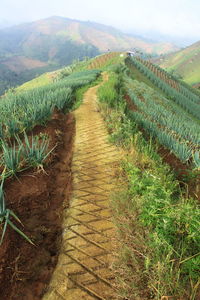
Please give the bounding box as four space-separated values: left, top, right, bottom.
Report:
126 56 200 120
125 77 200 168
0 69 101 245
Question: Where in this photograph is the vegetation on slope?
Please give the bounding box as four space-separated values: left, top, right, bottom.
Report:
125 56 200 169
0 42 99 95
157 40 200 85
16 72 54 92
88 52 125 70
97 69 200 299
1 50 200 298
14 52 124 94
0 68 100 244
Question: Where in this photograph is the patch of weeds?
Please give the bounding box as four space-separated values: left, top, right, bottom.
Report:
113 152 200 299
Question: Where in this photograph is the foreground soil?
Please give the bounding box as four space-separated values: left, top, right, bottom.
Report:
0 111 75 300
43 73 120 299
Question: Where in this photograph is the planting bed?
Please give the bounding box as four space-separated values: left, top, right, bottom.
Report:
0 111 75 300
124 93 200 200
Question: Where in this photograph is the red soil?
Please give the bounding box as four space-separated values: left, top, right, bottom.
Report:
0 111 75 300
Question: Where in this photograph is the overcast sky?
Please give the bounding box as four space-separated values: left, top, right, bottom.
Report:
1 0 200 41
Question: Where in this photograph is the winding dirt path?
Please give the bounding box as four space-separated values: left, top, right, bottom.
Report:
43 73 120 300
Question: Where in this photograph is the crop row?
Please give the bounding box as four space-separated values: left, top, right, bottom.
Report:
127 57 200 120
137 57 200 104
0 70 101 139
126 78 200 146
0 132 52 245
125 78 200 168
0 69 101 245
88 52 121 69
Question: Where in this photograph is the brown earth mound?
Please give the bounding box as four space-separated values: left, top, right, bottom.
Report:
0 111 75 300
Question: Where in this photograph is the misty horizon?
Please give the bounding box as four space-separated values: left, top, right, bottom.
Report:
1 0 200 47
0 15 198 48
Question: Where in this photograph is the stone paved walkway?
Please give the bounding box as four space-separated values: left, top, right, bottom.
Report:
43 73 120 300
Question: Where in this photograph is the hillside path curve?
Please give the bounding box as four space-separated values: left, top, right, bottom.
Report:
43 72 120 300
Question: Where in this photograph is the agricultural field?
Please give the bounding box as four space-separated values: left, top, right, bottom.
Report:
97 63 200 299
87 52 125 69
0 51 199 300
125 56 200 169
0 68 101 298
157 40 200 86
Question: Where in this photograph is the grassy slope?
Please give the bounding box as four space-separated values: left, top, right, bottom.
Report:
14 58 94 93
15 52 124 93
87 52 125 70
158 41 200 85
16 72 54 92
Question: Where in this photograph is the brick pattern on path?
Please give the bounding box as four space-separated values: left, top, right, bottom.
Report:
43 73 119 300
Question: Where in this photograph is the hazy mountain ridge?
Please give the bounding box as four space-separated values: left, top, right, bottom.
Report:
0 16 179 95
0 16 179 60
126 29 198 47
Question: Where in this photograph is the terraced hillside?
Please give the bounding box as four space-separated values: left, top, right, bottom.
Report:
87 52 124 69
0 52 199 300
157 40 200 86
98 59 200 299
125 56 200 168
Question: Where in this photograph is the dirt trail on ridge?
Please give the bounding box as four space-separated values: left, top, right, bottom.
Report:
43 73 120 299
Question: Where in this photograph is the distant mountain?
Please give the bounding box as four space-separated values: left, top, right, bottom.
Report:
156 40 200 86
126 29 197 47
0 19 17 29
0 16 179 94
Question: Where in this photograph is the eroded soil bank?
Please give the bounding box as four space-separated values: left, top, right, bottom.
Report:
0 111 75 300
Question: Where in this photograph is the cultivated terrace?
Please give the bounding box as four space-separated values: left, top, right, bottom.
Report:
0 52 199 300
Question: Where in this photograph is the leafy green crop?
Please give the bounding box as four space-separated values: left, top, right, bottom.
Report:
127 56 200 120
125 76 200 168
22 133 54 169
0 68 101 246
98 67 200 299
0 69 101 138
